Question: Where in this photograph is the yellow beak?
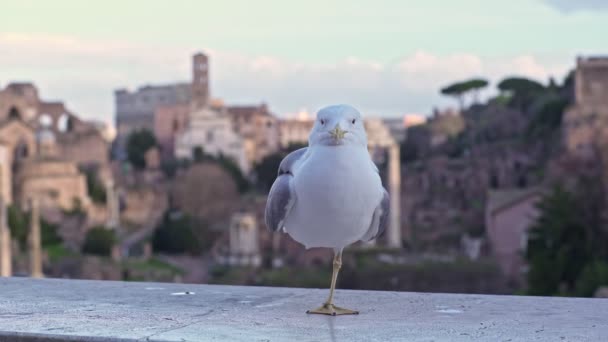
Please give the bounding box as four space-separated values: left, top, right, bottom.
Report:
329 124 347 140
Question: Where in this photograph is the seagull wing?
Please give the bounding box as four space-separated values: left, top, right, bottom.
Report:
265 147 308 232
361 187 390 242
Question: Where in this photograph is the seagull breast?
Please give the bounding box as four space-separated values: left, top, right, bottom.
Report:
284 144 383 250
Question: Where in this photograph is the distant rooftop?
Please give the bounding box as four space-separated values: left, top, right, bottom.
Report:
0 277 605 341
578 55 608 65
487 187 543 215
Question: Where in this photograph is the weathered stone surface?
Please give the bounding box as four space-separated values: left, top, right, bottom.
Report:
0 277 605 341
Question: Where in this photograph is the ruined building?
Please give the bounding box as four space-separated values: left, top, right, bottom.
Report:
0 83 110 208
563 56 608 156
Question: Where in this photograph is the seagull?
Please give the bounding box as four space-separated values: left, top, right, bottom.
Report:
265 104 390 316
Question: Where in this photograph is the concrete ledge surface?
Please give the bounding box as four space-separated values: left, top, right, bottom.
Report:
0 277 606 341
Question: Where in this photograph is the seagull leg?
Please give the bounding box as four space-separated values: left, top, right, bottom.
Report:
306 250 359 316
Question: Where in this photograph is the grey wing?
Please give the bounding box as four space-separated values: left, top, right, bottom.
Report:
361 188 390 242
278 147 307 175
265 176 293 232
264 147 308 232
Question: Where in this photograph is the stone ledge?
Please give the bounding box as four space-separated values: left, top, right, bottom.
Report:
0 277 605 341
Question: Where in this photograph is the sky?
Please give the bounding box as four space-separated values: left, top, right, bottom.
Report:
0 0 607 124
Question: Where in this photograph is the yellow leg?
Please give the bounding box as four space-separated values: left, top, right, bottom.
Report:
306 250 359 316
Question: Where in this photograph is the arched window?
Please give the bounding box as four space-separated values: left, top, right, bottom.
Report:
12 140 29 172
39 114 53 127
57 114 74 132
8 107 21 120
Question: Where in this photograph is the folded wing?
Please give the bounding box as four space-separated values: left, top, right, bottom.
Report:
360 187 390 242
264 148 308 232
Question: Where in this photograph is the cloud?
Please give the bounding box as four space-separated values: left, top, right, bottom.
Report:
543 0 608 13
0 33 573 123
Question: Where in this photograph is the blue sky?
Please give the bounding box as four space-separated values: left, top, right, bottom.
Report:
0 0 607 123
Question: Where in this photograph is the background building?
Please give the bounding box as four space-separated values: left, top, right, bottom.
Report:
563 57 608 156
227 104 279 166
174 106 249 173
114 53 210 158
278 117 314 148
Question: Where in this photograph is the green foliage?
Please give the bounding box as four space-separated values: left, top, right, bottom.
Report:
253 143 307 192
498 77 545 94
574 261 608 297
217 154 250 193
525 96 569 140
466 79 489 90
440 78 489 108
152 212 202 255
41 220 62 246
46 244 76 263
562 69 575 89
489 94 511 106
126 129 157 169
7 205 62 249
285 143 307 153
8 205 28 249
192 146 207 162
123 258 184 275
444 133 468 159
466 223 485 238
497 77 546 111
82 227 116 256
190 146 250 193
400 139 419 163
526 186 592 296
254 153 284 192
441 82 469 96
85 169 107 204
160 158 179 179
121 258 184 283
257 267 332 288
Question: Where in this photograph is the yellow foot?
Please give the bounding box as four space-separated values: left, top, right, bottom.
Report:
306 303 359 316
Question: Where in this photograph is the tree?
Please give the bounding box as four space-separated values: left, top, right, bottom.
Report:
84 169 107 204
440 78 489 109
574 261 608 297
152 212 203 255
525 96 569 140
465 79 489 104
8 205 62 249
82 227 116 256
126 129 157 169
525 186 593 296
497 77 545 111
400 139 419 163
253 143 307 192
216 154 250 193
172 163 240 229
192 146 209 162
190 147 249 193
440 82 469 110
254 153 285 192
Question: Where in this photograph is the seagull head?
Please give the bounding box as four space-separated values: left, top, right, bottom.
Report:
308 104 367 147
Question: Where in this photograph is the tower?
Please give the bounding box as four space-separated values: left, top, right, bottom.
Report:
192 52 209 109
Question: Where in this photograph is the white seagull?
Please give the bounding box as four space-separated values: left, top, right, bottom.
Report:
265 104 390 316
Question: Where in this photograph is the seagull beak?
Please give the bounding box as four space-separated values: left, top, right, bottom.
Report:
329 124 347 140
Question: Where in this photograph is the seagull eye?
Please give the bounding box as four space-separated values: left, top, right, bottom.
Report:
320 119 325 125
351 119 356 124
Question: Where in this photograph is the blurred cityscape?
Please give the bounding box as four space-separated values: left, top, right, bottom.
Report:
1 50 608 299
